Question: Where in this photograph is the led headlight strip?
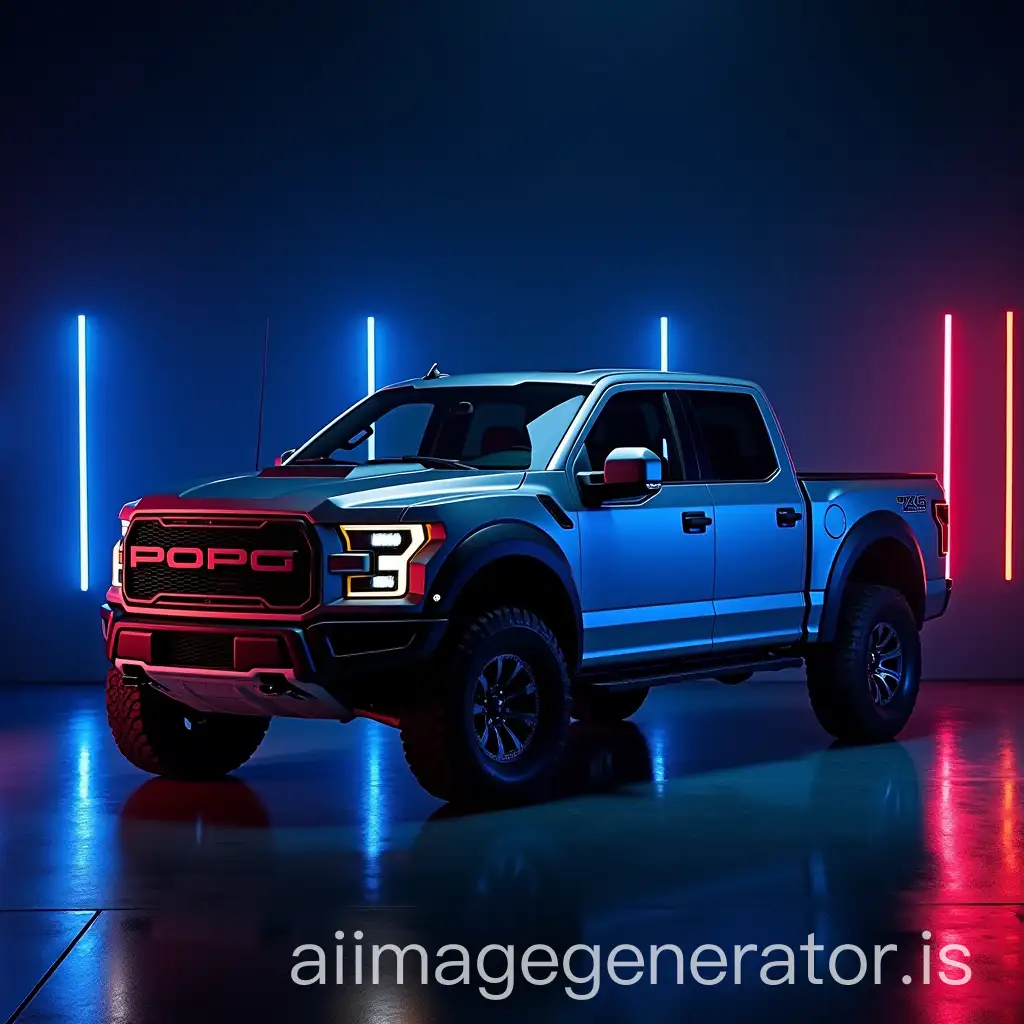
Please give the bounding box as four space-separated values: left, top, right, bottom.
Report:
111 519 128 588
337 523 446 599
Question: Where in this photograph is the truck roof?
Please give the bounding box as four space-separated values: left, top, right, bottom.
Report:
383 369 760 390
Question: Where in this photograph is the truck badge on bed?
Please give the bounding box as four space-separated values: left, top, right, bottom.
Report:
896 494 928 513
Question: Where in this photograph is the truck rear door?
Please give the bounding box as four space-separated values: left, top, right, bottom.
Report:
673 386 808 649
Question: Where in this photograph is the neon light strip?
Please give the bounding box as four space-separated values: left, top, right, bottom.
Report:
943 313 952 578
366 316 375 460
78 315 89 591
660 316 668 372
1007 310 1015 581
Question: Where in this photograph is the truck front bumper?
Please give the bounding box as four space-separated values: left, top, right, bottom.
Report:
101 602 448 720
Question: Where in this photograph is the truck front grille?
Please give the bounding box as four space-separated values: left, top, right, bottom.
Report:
122 515 319 613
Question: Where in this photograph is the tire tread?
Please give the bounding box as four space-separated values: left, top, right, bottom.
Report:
806 584 920 743
106 668 269 779
400 606 570 803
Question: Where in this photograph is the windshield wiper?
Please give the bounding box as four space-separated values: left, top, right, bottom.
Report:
368 456 479 471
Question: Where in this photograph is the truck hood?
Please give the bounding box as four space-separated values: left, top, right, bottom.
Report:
176 464 526 518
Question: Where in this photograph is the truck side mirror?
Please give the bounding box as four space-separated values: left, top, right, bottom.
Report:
577 447 662 506
603 447 662 489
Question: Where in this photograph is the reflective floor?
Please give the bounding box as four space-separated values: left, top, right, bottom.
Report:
0 680 1022 1022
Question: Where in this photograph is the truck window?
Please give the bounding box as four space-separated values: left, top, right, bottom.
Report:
686 390 778 482
297 383 591 470
581 390 684 481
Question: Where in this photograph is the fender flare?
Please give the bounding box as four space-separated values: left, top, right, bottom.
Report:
430 521 583 662
818 510 926 642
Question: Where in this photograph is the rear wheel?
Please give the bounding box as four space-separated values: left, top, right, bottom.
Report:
399 607 571 804
806 584 921 743
571 686 649 723
106 668 270 779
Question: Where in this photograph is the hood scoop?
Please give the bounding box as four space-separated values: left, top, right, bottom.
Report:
258 464 356 478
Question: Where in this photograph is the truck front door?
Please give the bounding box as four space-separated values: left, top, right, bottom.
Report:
571 386 716 668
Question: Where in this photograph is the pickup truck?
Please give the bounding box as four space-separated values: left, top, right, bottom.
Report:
102 368 952 803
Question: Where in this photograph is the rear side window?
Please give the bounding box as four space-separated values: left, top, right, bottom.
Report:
686 390 778 482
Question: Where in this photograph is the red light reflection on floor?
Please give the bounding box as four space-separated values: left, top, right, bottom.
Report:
932 715 966 895
904 715 1023 1023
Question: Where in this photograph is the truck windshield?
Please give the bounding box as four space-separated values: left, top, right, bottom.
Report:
291 383 592 470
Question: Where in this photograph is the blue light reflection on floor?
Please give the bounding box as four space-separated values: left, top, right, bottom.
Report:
67 707 103 889
360 721 387 901
650 725 667 793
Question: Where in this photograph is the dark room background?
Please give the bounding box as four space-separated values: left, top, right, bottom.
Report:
0 2 1020 682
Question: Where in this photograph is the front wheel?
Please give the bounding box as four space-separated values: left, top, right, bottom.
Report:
106 668 270 779
399 607 571 804
805 584 921 744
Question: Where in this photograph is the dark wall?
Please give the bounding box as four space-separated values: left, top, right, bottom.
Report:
1 2 1020 682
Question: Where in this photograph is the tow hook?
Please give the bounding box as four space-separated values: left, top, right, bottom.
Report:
257 673 309 700
119 664 147 688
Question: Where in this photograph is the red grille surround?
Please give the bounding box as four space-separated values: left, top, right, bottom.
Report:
122 513 320 616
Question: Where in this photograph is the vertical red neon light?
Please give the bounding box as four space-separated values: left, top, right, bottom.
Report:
943 313 952 578
1007 311 1015 582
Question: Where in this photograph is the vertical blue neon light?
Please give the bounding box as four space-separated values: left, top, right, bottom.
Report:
660 316 669 372
78 315 89 591
366 316 376 460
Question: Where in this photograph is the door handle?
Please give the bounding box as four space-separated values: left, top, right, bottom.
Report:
776 506 803 528
682 511 713 534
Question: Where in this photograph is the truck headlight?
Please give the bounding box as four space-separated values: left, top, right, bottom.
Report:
338 524 445 598
369 531 404 549
112 539 123 588
112 519 128 588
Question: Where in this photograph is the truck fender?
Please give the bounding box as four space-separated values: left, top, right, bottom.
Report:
429 521 583 659
817 510 927 643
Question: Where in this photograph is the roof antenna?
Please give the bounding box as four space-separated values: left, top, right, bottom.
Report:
254 318 270 469
423 362 446 380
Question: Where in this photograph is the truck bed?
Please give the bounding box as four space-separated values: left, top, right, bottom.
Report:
796 470 947 622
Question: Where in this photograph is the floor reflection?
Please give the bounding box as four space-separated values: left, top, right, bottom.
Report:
360 718 387 902
0 681 1022 1022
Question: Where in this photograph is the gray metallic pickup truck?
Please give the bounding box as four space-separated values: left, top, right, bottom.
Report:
102 369 951 802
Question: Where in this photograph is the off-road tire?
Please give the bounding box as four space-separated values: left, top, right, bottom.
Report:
571 686 649 723
806 584 921 744
106 668 270 779
400 607 571 804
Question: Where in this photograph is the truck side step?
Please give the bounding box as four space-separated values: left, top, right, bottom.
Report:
576 654 805 694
